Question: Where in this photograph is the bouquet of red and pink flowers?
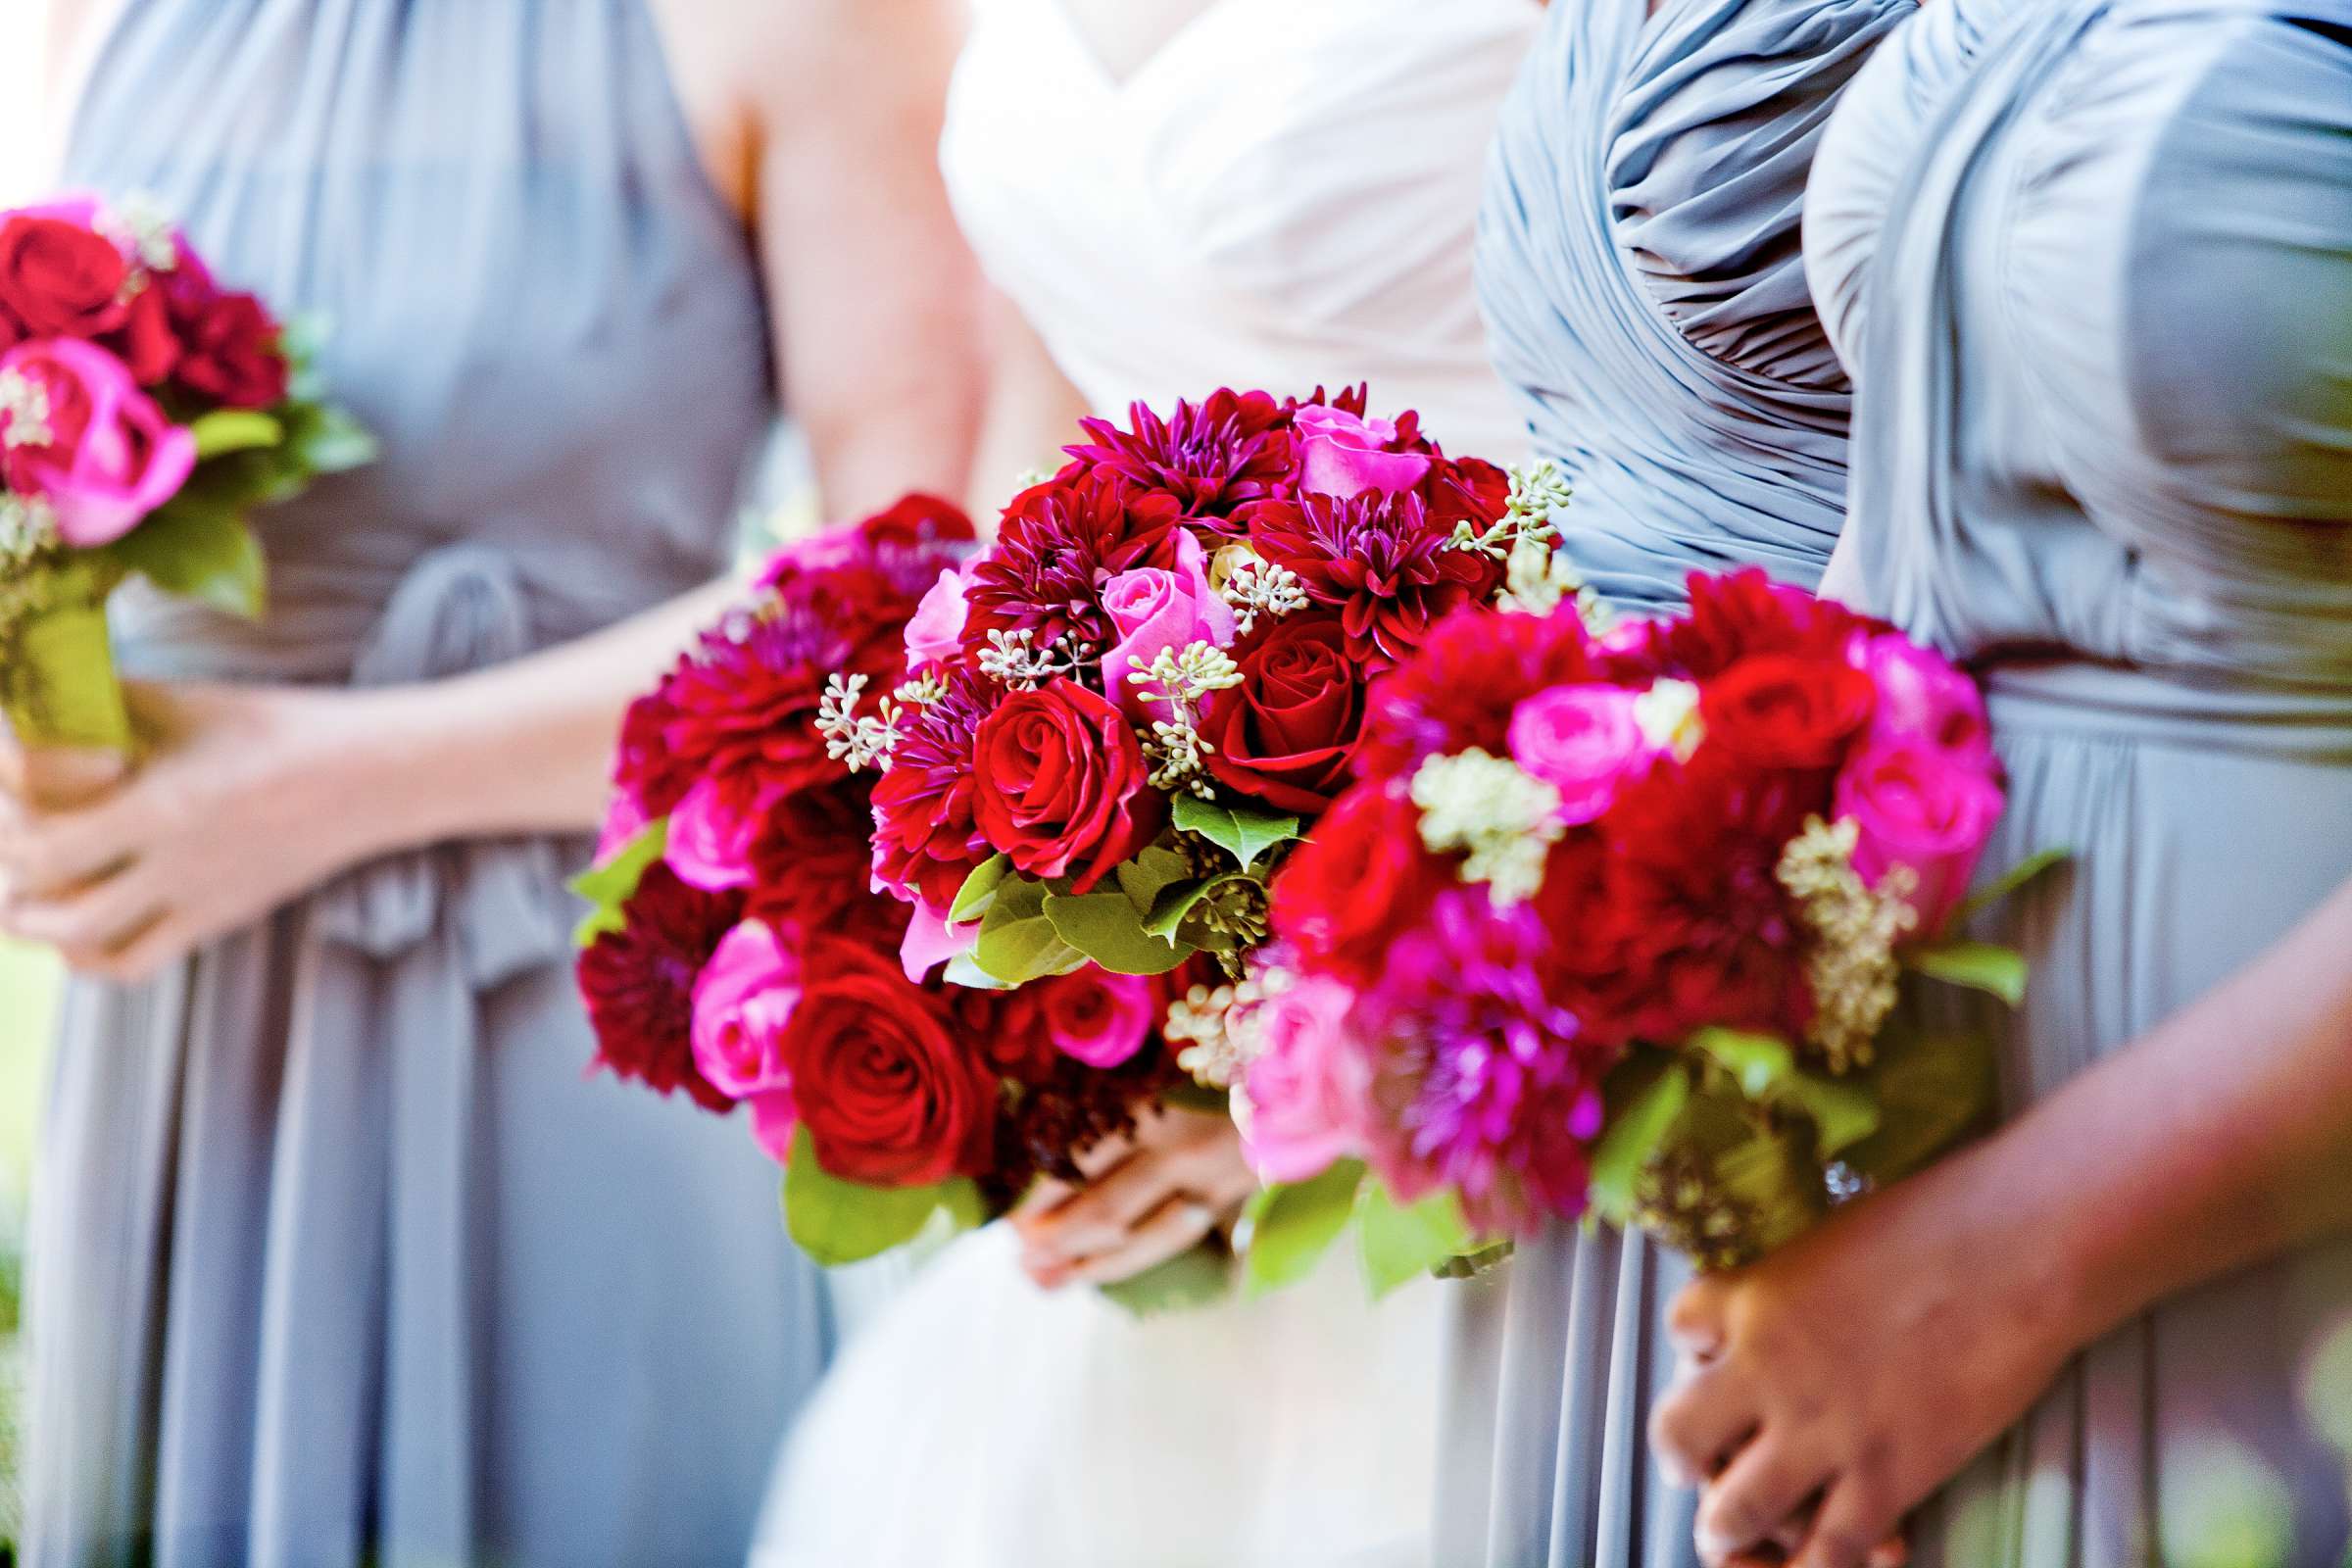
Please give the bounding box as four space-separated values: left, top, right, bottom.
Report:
573 497 1206 1290
1237 569 2063 1279
0 193 372 752
812 388 1579 1294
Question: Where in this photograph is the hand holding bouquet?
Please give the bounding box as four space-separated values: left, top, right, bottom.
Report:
0 194 371 760
1246 569 2064 1279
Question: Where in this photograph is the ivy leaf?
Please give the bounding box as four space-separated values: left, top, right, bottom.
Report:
1096 1242 1234 1317
1241 1158 1365 1297
1355 1179 1474 1298
187 409 284 461
1042 888 1196 975
973 874 1086 984
1587 1055 1690 1227
106 498 267 618
781 1126 978 1267
948 853 1011 925
1689 1028 1796 1100
567 818 668 947
1950 847 2073 929
1908 939 2029 1006
1171 793 1301 872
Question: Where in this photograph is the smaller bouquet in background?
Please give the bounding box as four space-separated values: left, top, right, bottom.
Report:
572 499 1206 1303
1245 568 2065 1282
0 193 372 752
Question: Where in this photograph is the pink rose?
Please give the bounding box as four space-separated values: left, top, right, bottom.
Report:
1100 529 1237 721
1854 633 1994 765
1039 969 1155 1068
594 788 652 860
898 900 979 983
904 562 973 670
1239 974 1369 1182
1295 404 1431 500
664 775 758 892
0 338 196 547
1834 738 2005 934
748 1088 799 1164
1508 687 1652 824
691 920 803 1099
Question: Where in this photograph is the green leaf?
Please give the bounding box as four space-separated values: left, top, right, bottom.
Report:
187 409 284 461
1112 844 1194 911
1771 1069 1881 1158
1587 1057 1690 1226
1950 847 2073 929
1689 1028 1796 1099
1142 870 1258 943
1242 1158 1365 1296
972 873 1086 984
782 1127 979 1267
948 853 1011 924
287 402 378 475
105 498 267 618
1096 1242 1234 1317
1908 939 2030 1006
940 952 1011 992
1042 888 1196 975
567 818 669 947
1171 793 1302 872
1838 1025 1998 1185
1355 1179 1474 1298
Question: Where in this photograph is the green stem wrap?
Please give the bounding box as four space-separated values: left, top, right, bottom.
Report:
2 591 133 752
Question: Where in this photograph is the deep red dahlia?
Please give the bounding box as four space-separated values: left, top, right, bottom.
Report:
1062 389 1298 523
1350 603 1595 784
578 863 744 1113
1245 489 1504 667
870 668 1004 913
1647 568 1886 680
961 471 1186 654
743 780 911 944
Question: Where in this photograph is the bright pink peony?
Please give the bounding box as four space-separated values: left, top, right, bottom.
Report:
904 561 976 669
1834 737 2004 934
1508 687 1651 824
1294 403 1431 500
1100 529 1237 721
1036 969 1155 1068
1854 632 1993 765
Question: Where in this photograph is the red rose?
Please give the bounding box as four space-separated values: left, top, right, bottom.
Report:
1698 654 1876 769
0 216 128 338
783 942 997 1186
1270 784 1453 984
950 983 1059 1085
171 291 288 410
1202 614 1367 811
970 679 1164 893
107 284 180 385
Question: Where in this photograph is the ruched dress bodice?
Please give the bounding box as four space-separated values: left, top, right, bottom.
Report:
1808 0 2352 1559
26 7 829 1567
1476 0 1909 612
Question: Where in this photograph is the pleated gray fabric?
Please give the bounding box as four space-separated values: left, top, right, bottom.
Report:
1441 2 1908 1561
1809 0 2352 1560
24 5 831 1565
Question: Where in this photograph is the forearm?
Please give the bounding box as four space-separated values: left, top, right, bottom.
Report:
345 575 740 851
1977 875 2352 1348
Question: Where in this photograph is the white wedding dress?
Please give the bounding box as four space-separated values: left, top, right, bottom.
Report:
752 2 1537 1563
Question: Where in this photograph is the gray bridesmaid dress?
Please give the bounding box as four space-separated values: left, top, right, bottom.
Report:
1443 0 1908 1560
25 4 830 1565
1808 0 2352 1561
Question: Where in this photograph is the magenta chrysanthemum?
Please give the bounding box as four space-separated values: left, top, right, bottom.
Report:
959 471 1184 655
1354 890 1615 1237
1245 489 1503 667
870 668 1005 913
1062 389 1298 523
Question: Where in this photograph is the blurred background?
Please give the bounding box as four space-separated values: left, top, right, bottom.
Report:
1 5 57 1548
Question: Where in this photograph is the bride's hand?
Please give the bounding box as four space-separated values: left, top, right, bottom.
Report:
0 681 425 980
1009 1101 1256 1290
1648 1145 2084 1568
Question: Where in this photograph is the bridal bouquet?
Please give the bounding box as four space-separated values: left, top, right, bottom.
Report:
818 387 1578 1295
0 193 372 751
573 498 1203 1286
1242 569 2061 1277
